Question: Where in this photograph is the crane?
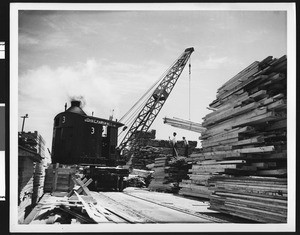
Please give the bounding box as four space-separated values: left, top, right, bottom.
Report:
118 47 194 160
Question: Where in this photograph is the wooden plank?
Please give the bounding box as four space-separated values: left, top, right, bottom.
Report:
194 160 246 166
189 174 212 181
192 164 241 170
73 178 92 196
250 162 270 169
74 191 108 223
52 164 59 192
232 111 281 128
266 99 286 110
200 146 274 158
201 126 254 141
225 197 287 214
189 168 226 174
216 72 268 101
212 184 287 198
256 169 287 176
210 89 247 109
203 102 261 126
223 201 286 221
204 103 234 119
179 190 211 199
261 118 287 130
217 67 261 97
235 90 268 107
217 61 260 91
210 203 286 223
214 191 287 206
202 107 267 135
231 136 264 146
23 194 51 224
202 137 239 148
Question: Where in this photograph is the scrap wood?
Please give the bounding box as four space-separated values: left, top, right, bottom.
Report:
39 197 83 208
23 194 52 224
74 191 109 223
68 176 93 197
58 206 96 224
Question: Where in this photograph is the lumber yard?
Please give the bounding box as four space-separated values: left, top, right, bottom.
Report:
18 48 287 225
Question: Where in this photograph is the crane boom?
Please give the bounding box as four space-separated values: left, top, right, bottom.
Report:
118 47 194 155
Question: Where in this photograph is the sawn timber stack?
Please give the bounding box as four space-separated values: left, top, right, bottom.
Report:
179 55 287 223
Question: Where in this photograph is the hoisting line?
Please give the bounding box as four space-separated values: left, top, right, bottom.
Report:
188 57 191 120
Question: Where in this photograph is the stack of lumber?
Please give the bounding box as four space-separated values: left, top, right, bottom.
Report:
32 161 46 205
131 144 172 169
148 156 189 193
208 176 287 223
202 55 287 175
179 159 247 199
44 163 77 196
131 138 197 169
179 55 287 204
18 131 46 158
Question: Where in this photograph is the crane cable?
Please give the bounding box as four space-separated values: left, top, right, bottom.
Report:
118 67 167 138
188 56 192 120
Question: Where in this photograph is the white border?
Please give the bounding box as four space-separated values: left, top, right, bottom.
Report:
10 3 296 233
0 101 5 200
0 151 5 201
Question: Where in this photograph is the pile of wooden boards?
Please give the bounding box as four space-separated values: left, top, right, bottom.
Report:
131 138 197 169
148 156 189 193
179 55 287 222
32 161 46 205
208 176 287 223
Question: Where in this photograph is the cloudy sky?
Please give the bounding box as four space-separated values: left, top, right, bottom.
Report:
16 4 288 156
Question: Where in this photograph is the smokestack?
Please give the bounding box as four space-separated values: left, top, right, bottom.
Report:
71 100 81 107
65 99 87 116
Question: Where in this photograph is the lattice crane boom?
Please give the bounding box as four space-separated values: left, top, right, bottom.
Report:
118 47 194 156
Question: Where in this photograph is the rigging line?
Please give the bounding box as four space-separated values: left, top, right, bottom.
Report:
120 82 157 124
188 56 192 121
120 84 154 129
119 68 167 123
118 94 151 137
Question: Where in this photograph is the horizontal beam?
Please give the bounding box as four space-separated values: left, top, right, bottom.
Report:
163 117 206 133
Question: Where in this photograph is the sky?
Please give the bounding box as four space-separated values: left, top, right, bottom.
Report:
17 5 288 158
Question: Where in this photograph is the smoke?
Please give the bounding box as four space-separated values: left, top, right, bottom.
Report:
69 95 87 108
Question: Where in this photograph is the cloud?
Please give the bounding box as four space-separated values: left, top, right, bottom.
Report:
18 57 167 147
196 56 229 70
239 29 268 44
19 34 39 45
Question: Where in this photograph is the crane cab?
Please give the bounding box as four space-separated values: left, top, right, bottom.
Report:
51 100 125 166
